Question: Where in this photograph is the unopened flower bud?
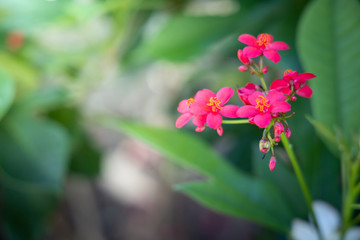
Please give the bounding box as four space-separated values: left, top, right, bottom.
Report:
217 126 223 136
262 65 268 73
285 127 291 138
195 126 206 132
250 71 255 75
259 138 270 153
290 96 297 101
238 65 248 72
269 156 276 171
271 113 279 118
274 121 284 142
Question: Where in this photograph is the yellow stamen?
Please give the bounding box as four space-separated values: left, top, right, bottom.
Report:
255 95 270 112
284 69 293 76
257 33 271 47
207 97 222 112
186 98 195 106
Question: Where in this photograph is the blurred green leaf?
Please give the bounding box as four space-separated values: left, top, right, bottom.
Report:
0 51 38 94
103 119 294 232
0 0 70 31
297 0 360 141
126 1 284 64
15 87 68 112
47 107 101 178
0 69 15 120
176 181 289 232
0 109 70 239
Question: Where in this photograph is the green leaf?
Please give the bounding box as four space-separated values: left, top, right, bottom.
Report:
0 110 70 239
297 0 360 140
103 119 294 232
0 69 15 120
176 181 290 232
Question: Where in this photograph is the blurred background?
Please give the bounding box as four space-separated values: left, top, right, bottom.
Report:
0 0 344 239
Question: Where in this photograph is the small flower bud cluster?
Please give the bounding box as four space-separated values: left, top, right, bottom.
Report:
176 33 316 171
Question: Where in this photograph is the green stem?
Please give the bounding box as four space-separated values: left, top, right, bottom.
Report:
259 74 268 91
280 134 322 239
222 119 249 124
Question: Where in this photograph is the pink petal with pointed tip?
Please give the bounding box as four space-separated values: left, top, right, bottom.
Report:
248 91 265 106
176 113 192 128
296 73 316 81
269 102 291 113
267 90 286 103
177 99 190 113
192 114 206 127
263 49 281 63
238 34 257 46
206 113 222 129
194 89 215 103
270 79 290 90
216 87 234 105
220 105 239 118
254 113 271 128
217 126 223 136
243 46 262 58
296 85 313 98
237 105 258 118
190 102 209 115
268 41 289 50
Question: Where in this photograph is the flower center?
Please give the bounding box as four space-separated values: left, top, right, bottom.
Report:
207 97 222 112
284 69 293 76
255 95 270 112
257 33 271 47
186 98 195 107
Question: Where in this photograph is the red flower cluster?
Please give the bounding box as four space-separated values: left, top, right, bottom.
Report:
176 33 316 171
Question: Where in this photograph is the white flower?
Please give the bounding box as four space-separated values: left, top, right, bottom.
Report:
291 201 360 240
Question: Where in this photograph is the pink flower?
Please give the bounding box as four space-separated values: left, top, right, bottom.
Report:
238 33 289 63
176 98 207 132
189 87 239 135
270 69 315 98
237 49 252 72
237 83 261 105
236 90 291 128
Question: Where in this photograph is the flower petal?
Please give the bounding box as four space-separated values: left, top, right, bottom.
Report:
237 49 249 64
269 101 291 113
268 41 289 50
238 34 257 46
270 79 290 90
248 91 265 106
190 102 209 115
216 87 234 105
290 220 318 240
243 46 262 58
237 105 258 118
177 99 190 113
263 49 281 63
206 113 222 129
176 113 192 128
344 227 360 240
296 84 313 98
313 201 341 239
194 89 215 103
296 72 316 81
254 113 271 128
220 105 239 118
267 90 286 103
192 114 206 127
